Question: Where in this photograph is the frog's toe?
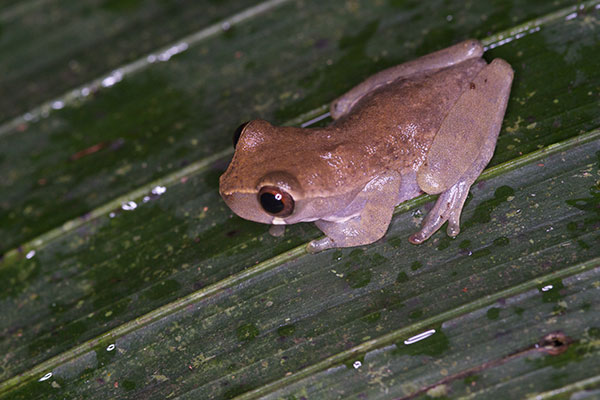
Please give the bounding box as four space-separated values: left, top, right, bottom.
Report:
446 210 462 237
447 220 460 237
409 230 429 245
409 213 445 244
307 237 335 253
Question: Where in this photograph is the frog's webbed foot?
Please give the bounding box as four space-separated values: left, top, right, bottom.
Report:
306 172 401 253
409 180 469 244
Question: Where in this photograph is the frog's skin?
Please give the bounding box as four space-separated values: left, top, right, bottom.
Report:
219 39 513 253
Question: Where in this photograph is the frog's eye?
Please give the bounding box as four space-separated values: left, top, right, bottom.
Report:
258 186 294 217
233 122 249 149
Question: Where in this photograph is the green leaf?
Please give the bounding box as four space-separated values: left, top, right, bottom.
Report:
1 0 600 399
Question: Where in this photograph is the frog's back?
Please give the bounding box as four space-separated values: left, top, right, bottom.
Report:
333 58 486 173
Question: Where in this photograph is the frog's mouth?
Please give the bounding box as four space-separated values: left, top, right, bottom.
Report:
219 191 273 225
220 188 322 226
271 217 287 225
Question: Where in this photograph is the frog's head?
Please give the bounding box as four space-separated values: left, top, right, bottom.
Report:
220 120 313 225
220 120 363 226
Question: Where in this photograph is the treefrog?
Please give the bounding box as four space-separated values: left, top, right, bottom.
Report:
219 39 513 253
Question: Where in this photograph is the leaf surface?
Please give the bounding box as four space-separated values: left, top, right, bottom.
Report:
1 0 599 399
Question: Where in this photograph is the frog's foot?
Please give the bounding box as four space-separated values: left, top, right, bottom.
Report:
307 237 335 253
409 180 470 244
310 210 391 253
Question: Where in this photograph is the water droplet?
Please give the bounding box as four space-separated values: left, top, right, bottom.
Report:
157 43 188 61
121 201 137 211
106 344 115 351
353 360 362 369
102 70 123 87
26 250 36 259
404 329 436 345
486 25 540 51
152 185 167 195
38 372 53 382
565 12 577 20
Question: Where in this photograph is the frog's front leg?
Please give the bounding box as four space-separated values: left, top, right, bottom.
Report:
411 58 514 244
331 39 483 119
307 172 401 253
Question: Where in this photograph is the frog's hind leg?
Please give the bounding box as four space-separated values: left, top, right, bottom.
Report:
411 58 514 244
409 173 471 244
330 39 484 119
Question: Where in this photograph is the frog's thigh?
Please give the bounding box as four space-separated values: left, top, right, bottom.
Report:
330 40 484 119
307 172 401 253
417 58 514 195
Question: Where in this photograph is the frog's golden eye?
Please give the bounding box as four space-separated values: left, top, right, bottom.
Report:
258 186 294 217
232 121 249 149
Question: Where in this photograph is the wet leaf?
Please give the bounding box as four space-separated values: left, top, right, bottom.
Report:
1 0 600 399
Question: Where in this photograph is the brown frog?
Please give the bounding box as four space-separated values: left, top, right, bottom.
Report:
219 39 513 253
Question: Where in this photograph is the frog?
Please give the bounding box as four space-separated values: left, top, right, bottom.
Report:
219 39 513 253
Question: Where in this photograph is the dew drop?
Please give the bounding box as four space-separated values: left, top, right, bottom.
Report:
38 372 53 382
404 329 436 345
121 201 137 211
152 185 167 195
